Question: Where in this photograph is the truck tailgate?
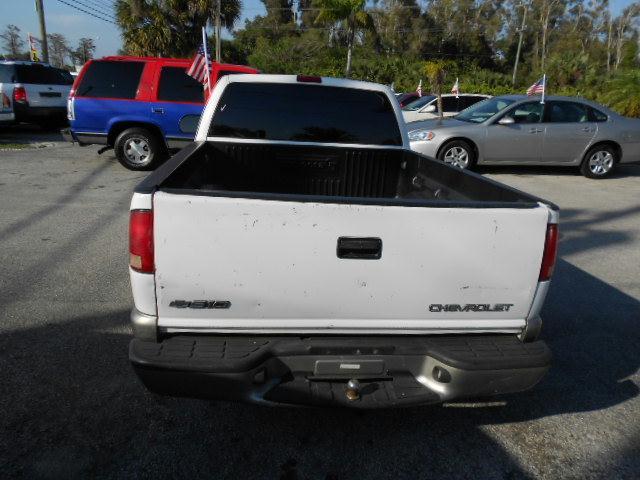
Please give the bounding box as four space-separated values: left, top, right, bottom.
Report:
153 191 549 334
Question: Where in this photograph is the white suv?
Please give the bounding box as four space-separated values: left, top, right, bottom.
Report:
0 61 73 127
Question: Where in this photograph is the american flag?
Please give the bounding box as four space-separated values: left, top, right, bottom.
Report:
187 43 212 90
527 76 546 96
451 77 459 97
416 79 422 97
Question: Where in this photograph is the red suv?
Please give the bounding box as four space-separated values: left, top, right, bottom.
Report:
64 56 258 170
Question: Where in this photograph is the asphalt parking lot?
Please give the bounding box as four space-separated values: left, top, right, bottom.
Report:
1 127 639 479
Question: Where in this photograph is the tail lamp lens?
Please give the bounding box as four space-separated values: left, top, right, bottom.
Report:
13 86 27 103
129 210 154 273
539 224 558 281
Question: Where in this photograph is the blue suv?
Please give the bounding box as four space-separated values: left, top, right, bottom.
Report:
64 56 257 170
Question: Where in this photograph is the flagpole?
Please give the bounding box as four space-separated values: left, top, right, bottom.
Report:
201 27 211 92
541 73 546 104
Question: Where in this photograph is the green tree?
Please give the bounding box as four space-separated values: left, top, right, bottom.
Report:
423 60 449 120
115 0 242 57
73 37 96 65
222 0 640 117
47 33 70 68
315 0 375 76
0 24 24 58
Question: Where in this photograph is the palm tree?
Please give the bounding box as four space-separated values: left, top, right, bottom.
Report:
115 0 241 57
315 0 374 77
423 60 448 121
191 0 243 32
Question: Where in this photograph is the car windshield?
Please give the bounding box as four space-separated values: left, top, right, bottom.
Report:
402 95 436 111
455 97 515 123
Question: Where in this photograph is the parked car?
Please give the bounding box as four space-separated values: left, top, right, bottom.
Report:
408 95 640 178
63 55 258 170
402 94 490 123
0 61 73 128
127 75 558 408
396 91 421 107
0 82 14 125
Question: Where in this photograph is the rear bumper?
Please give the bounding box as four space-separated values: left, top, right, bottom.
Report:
13 103 66 122
130 333 551 408
0 112 15 124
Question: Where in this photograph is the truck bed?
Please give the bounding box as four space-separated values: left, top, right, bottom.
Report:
133 140 556 335
137 141 553 209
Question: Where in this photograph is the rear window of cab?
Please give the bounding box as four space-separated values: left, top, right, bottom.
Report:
209 83 403 146
76 61 144 99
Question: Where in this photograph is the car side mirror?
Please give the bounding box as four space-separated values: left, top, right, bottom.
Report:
422 104 436 113
498 116 515 125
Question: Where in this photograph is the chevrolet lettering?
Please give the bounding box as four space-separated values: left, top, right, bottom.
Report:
428 303 515 312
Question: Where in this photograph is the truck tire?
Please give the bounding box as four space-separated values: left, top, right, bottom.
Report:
114 127 166 171
580 145 617 179
438 140 476 170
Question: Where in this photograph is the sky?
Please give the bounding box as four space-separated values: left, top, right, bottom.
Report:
0 0 636 62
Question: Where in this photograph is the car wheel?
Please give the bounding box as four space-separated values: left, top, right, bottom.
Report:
438 140 476 170
114 127 166 171
580 145 617 179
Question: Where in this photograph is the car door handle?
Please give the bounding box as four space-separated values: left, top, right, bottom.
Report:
529 128 542 134
337 237 382 260
582 127 593 132
151 107 164 114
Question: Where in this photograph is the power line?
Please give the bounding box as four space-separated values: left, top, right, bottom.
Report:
80 0 115 9
85 0 115 7
242 6 424 12
235 24 495 34
78 0 117 18
70 0 116 20
55 0 117 24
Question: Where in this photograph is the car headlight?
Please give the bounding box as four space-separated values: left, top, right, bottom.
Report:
408 129 435 142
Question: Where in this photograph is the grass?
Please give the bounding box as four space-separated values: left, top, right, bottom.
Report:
0 142 32 150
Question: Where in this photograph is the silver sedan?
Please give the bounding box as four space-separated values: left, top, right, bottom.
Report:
407 95 640 178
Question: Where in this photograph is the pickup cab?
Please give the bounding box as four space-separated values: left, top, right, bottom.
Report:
128 75 559 408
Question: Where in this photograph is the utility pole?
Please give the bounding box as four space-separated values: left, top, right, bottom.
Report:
512 4 527 86
215 0 221 62
35 0 49 63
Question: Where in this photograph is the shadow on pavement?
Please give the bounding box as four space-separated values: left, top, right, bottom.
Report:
1 255 638 479
0 154 638 478
558 205 640 257
477 163 640 178
0 157 113 244
0 123 66 142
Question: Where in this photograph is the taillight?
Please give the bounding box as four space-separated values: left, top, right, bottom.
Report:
129 210 154 273
13 86 27 103
67 96 75 121
297 75 322 83
539 224 559 281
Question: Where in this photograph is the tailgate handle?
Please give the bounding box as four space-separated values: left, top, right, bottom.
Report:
337 237 382 260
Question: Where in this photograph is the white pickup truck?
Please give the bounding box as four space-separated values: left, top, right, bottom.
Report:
128 75 559 408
